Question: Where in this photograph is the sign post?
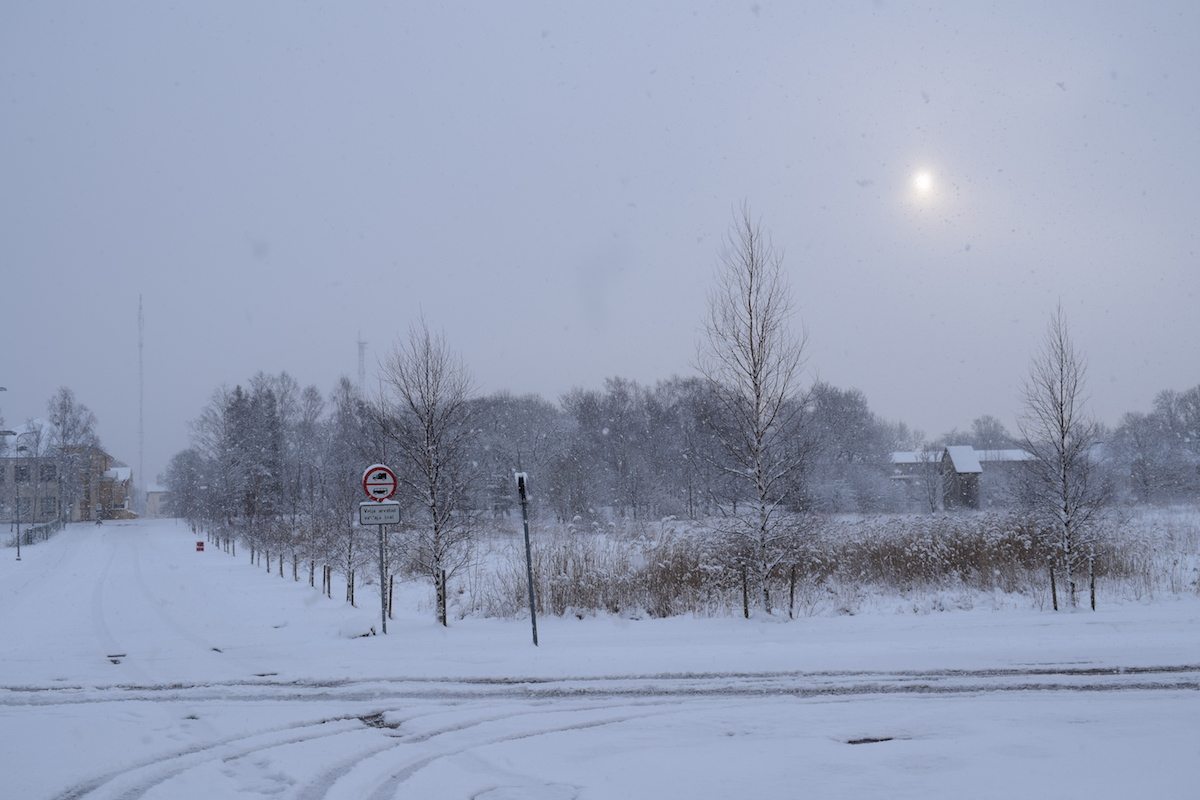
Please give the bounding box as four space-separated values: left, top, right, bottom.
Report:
361 464 399 635
515 472 539 647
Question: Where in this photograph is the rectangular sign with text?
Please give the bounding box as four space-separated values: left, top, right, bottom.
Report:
359 501 400 526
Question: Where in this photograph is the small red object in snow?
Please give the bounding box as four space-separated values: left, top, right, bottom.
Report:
196 541 205 552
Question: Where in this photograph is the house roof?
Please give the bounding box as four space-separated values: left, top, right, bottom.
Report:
944 445 982 473
104 466 132 483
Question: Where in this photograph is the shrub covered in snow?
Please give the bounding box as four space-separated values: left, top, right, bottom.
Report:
462 507 1200 619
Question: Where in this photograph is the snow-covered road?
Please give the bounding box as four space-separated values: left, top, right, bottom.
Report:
2 520 1198 799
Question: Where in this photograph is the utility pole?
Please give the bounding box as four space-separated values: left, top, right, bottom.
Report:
1 428 16 560
515 472 538 646
138 295 144 512
15 442 29 561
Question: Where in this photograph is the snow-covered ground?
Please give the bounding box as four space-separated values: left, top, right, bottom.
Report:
2 519 1198 799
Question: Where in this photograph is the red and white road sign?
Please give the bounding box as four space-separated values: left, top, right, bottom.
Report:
362 463 398 501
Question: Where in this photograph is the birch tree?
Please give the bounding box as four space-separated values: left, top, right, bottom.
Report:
46 387 99 520
379 321 476 627
1018 306 1106 609
697 206 809 614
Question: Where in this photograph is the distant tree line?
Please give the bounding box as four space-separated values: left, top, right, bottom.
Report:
1108 386 1200 504
160 210 1197 621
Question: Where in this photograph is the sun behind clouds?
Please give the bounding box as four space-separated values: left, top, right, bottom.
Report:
913 169 934 195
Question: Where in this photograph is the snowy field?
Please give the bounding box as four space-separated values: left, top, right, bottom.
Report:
1 519 1198 799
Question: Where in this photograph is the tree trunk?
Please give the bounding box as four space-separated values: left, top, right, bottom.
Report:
761 567 771 614
758 507 772 614
788 564 797 620
1064 529 1076 608
1089 555 1096 611
438 569 448 627
1049 560 1059 611
741 564 750 620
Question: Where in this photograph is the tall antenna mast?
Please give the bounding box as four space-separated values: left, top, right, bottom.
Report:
138 294 145 506
357 332 367 390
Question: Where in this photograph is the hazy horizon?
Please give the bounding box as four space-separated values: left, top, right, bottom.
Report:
3 2 1197 485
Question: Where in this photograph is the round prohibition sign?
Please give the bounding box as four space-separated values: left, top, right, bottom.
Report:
362 463 398 501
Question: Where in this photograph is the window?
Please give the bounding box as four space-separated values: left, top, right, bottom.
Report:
40 464 56 482
41 496 57 516
18 497 31 517
14 465 30 483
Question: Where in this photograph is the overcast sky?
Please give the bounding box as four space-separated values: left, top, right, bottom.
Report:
2 1 1197 486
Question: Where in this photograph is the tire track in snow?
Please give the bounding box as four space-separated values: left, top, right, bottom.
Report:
129 530 237 666
284 701 677 800
51 716 369 800
5 664 1199 708
11 662 1200 695
43 671 1199 799
292 702 625 800
88 540 154 681
362 705 679 800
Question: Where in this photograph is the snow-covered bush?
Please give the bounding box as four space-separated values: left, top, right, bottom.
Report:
462 506 1199 619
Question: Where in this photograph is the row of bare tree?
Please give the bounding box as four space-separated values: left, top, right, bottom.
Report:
162 209 1189 619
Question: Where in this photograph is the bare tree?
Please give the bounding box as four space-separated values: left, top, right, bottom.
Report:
915 443 943 513
1017 306 1107 609
324 377 376 606
46 387 99 520
378 321 476 627
697 206 809 614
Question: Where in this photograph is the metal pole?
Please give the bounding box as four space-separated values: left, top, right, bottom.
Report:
378 522 387 635
516 473 538 646
15 454 22 562
0 429 15 556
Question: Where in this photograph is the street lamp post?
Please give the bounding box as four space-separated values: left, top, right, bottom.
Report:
1 429 17 560
3 429 36 561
